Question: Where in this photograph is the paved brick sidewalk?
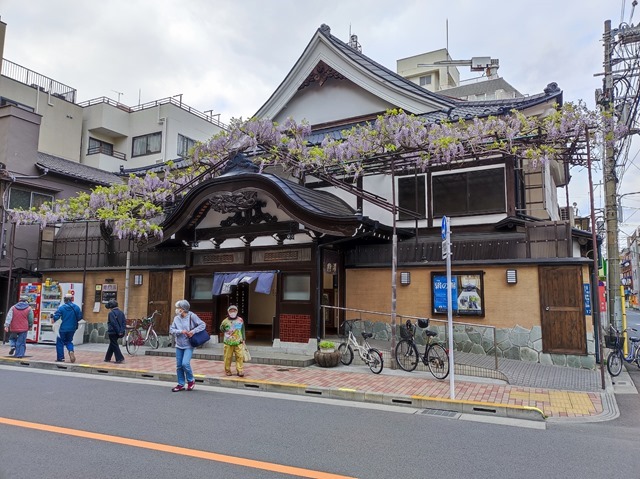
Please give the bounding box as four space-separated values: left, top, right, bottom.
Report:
2 343 606 419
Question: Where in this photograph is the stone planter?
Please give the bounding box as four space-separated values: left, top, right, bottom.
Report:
314 350 341 368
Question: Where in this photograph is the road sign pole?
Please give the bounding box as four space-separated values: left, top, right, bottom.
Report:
442 216 455 399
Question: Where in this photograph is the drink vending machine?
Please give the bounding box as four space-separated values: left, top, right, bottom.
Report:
19 282 41 343
19 280 84 344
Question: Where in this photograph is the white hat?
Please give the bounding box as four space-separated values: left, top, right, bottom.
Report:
227 305 238 312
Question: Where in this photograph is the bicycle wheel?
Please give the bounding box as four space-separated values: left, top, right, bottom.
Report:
395 339 418 372
125 330 140 356
607 350 623 377
338 343 353 365
427 343 449 380
147 330 159 349
367 348 384 374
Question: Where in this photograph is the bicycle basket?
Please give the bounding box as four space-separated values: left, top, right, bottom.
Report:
399 323 415 340
604 335 618 349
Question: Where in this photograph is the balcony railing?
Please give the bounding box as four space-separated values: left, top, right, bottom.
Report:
78 96 227 129
1 59 77 103
87 145 127 161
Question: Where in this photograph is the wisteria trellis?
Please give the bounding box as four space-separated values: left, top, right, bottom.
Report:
10 103 625 240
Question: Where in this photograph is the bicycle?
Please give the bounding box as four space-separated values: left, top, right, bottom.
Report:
395 318 449 380
337 320 384 374
125 310 161 355
605 325 640 377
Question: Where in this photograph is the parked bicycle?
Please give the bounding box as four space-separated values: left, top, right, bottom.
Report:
337 320 384 374
395 318 449 379
125 310 161 355
606 325 640 377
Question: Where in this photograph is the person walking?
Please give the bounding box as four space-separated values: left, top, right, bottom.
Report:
104 299 126 364
52 293 83 363
3 295 34 358
220 305 245 377
168 300 205 392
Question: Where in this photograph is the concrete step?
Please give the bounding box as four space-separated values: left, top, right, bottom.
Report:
146 346 316 368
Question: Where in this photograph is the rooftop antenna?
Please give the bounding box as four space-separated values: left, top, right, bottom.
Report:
112 90 124 103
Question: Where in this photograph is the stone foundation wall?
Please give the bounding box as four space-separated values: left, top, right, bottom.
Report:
84 322 172 348
347 320 596 370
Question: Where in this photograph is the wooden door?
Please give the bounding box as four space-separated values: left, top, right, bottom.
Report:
539 266 586 354
148 271 172 334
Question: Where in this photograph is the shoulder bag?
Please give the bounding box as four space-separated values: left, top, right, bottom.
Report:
189 313 210 348
242 344 251 362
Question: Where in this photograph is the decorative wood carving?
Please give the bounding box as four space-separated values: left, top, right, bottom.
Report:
220 200 278 227
209 192 258 214
299 61 346 90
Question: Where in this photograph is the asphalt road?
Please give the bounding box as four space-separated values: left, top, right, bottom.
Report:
1 366 640 479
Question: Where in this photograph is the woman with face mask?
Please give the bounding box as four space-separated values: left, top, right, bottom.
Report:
168 299 205 392
219 305 245 377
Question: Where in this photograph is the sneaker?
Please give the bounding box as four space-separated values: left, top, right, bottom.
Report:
8 348 15 356
115 360 125 364
187 381 195 391
171 385 185 392
225 371 233 376
69 351 76 363
237 372 244 377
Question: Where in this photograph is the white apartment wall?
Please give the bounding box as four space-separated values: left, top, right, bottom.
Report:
0 76 83 161
396 49 460 92
273 77 394 125
81 101 223 170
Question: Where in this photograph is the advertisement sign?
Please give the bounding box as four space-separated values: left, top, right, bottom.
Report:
583 284 591 316
432 271 484 317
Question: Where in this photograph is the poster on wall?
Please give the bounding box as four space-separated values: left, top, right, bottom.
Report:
432 271 484 317
101 283 118 303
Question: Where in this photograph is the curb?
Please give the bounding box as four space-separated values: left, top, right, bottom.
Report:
1 357 546 422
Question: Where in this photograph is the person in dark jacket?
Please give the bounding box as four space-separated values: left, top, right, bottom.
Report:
104 299 126 363
52 294 83 363
4 295 34 358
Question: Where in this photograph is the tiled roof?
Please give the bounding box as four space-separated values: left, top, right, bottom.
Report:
36 153 122 186
319 24 455 109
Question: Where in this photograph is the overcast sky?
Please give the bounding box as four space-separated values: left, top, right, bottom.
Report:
1 0 639 238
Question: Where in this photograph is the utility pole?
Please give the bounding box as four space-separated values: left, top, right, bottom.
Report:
603 20 622 329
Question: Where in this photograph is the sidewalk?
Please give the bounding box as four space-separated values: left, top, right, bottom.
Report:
0 342 621 423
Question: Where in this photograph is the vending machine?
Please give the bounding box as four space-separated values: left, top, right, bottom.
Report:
37 280 84 344
19 282 42 343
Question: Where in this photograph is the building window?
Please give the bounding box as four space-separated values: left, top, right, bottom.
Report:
177 134 196 158
8 188 53 210
419 75 432 86
432 168 505 217
190 276 213 300
88 137 114 156
132 132 162 157
398 175 426 220
282 274 311 301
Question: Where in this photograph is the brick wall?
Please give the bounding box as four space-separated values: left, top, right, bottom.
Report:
193 311 214 333
279 314 310 343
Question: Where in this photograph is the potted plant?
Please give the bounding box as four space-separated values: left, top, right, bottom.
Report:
315 340 340 367
318 340 335 353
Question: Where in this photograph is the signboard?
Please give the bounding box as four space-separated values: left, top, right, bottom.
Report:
583 283 591 316
432 271 484 317
101 283 118 304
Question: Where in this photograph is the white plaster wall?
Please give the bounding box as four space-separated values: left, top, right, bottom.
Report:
273 77 394 125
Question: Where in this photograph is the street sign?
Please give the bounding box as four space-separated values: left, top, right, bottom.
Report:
441 216 448 240
442 240 449 259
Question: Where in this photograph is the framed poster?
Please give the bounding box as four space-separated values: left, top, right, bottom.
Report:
431 271 484 317
101 283 118 304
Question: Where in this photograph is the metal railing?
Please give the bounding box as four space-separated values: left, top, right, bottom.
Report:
1 59 77 103
87 145 127 160
77 96 227 129
321 305 500 374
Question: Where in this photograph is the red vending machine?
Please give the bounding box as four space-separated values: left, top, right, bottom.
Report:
18 282 42 343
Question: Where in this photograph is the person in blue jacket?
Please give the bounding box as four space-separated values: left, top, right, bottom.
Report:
104 299 126 363
52 294 83 363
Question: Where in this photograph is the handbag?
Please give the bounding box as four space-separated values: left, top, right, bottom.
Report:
242 344 251 362
189 314 210 348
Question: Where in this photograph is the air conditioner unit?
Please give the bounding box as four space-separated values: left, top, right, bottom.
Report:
559 206 575 226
